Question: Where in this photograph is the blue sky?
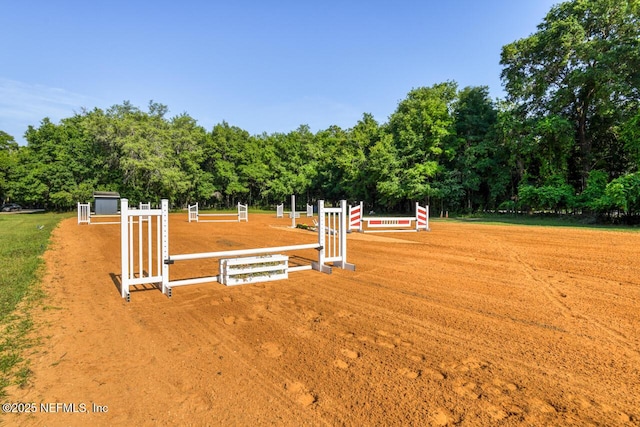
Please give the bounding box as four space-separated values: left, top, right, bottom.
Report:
1 1 558 145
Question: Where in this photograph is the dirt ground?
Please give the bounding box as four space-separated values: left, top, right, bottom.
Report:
4 212 640 426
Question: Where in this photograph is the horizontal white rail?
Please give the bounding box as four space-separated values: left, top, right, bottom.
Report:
361 229 417 233
127 209 163 217
363 216 413 222
169 243 321 262
168 276 220 287
365 218 413 228
287 265 313 272
127 274 164 286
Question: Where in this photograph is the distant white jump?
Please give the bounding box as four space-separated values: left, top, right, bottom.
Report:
78 201 150 225
188 202 248 223
276 195 313 228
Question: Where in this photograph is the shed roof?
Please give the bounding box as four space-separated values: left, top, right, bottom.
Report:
93 191 120 198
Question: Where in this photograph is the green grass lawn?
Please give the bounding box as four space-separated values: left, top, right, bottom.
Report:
448 212 640 231
0 212 68 398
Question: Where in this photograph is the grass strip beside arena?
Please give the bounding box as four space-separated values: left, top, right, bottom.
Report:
0 212 66 398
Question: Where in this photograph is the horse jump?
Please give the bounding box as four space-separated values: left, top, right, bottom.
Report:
349 202 429 232
188 202 248 223
121 199 354 301
276 195 314 228
78 201 150 225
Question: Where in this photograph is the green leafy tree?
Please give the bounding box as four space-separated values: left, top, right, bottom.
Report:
622 108 640 169
432 169 465 214
387 82 458 208
0 131 19 202
167 113 209 206
203 122 247 207
347 113 382 203
492 102 530 205
203 121 277 207
108 102 174 202
78 107 123 192
18 118 86 209
501 0 640 188
604 172 640 216
366 134 402 209
527 116 574 183
261 125 317 205
449 86 500 211
579 169 610 212
314 125 353 202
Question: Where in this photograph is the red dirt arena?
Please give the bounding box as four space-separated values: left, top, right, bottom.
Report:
5 212 640 426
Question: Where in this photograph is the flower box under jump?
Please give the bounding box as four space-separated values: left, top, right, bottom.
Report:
219 255 289 286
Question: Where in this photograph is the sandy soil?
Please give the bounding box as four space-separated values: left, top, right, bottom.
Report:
4 213 640 426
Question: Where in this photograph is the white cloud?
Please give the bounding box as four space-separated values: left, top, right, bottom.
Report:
0 78 100 144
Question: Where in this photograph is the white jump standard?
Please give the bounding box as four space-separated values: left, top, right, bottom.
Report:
349 202 430 232
121 199 355 301
188 202 248 223
78 202 90 224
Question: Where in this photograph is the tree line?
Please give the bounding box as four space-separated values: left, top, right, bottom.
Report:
1 0 638 221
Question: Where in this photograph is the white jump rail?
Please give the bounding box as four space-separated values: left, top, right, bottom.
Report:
188 202 249 223
121 199 355 301
349 202 430 233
